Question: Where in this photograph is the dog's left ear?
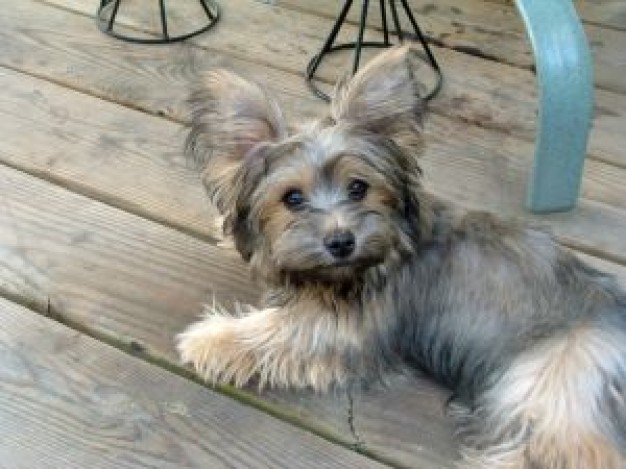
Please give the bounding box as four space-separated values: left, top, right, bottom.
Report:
330 45 425 155
186 70 287 261
186 70 287 217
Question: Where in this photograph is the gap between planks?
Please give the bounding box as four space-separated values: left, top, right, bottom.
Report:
31 0 626 171
1 142 624 469
0 286 397 468
0 295 390 469
4 1 617 259
3 58 624 262
0 163 456 468
272 0 626 95
2 58 625 267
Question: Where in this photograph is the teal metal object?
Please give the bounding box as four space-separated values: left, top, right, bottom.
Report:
515 0 594 212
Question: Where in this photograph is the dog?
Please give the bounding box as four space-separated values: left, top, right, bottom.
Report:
176 46 626 468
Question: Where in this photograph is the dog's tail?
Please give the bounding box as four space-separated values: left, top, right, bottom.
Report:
453 313 626 469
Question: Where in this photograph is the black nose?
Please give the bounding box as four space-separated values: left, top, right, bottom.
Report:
324 230 355 259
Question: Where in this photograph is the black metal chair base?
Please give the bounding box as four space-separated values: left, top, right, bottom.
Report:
306 0 442 102
97 0 220 44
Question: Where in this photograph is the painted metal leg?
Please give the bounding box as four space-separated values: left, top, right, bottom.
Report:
96 0 220 44
305 0 442 102
515 0 594 212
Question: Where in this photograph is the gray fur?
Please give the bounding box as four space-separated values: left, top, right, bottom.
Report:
179 46 626 468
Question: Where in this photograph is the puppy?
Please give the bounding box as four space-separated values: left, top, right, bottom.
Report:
177 46 626 468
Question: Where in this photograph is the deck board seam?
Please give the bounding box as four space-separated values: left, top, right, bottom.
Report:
22 2 626 169
2 59 625 182
1 151 625 269
580 20 626 33
0 63 186 126
0 158 222 246
0 283 395 468
2 123 626 269
33 0 335 87
5 4 625 266
476 0 626 33
271 1 626 97
4 60 623 176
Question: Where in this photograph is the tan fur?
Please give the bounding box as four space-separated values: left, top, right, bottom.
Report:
177 291 392 391
457 326 626 469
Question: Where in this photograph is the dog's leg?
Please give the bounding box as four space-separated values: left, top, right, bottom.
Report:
453 322 626 469
176 301 362 391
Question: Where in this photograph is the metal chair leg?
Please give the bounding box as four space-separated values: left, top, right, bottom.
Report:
516 0 594 212
96 0 220 44
305 0 442 102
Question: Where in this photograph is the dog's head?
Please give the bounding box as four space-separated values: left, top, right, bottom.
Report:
187 46 430 283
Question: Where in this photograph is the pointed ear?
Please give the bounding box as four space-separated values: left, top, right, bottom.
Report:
186 70 287 216
331 46 425 153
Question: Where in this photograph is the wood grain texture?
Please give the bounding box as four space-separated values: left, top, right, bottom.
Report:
0 164 458 468
275 0 626 95
2 159 625 469
576 0 626 31
0 296 388 469
33 0 626 168
1 10 626 264
0 163 257 347
487 0 626 31
0 1 624 467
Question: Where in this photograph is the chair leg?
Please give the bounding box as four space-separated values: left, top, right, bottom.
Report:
305 0 442 102
96 0 220 44
515 0 594 212
353 0 370 73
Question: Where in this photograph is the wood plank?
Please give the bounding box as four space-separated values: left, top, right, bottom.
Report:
2 65 626 266
0 296 388 469
0 165 258 343
0 163 457 468
0 1 320 122
576 0 626 31
2 161 626 468
0 2 623 467
2 7 626 264
274 0 626 95
31 0 626 170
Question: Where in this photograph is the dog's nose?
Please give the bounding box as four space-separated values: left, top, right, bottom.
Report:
324 230 355 259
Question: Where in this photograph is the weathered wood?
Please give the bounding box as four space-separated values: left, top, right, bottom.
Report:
271 0 626 94
2 18 626 263
0 1 624 466
3 64 626 267
32 0 626 169
0 296 388 469
0 1 320 122
0 164 458 467
575 0 626 31
2 163 626 468
3 159 626 469
0 70 223 241
486 0 626 31
0 164 258 341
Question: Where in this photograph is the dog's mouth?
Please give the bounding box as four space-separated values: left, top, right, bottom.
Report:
283 264 359 284
309 255 385 278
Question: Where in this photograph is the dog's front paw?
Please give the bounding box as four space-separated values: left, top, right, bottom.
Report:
176 314 256 387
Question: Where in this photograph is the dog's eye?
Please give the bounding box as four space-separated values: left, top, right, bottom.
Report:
282 189 305 209
347 179 369 201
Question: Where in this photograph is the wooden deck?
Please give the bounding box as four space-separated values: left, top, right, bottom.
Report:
0 0 624 467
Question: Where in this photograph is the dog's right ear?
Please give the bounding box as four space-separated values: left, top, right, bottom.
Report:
186 70 287 217
330 46 425 156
